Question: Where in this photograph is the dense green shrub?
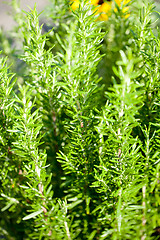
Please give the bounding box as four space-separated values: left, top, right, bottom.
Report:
0 0 160 239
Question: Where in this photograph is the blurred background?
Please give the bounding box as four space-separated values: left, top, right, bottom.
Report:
0 0 48 30
0 0 160 31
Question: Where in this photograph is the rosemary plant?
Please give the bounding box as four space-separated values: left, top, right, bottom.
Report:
0 0 159 239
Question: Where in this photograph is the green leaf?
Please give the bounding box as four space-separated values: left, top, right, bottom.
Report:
1 202 13 212
67 199 83 210
22 209 43 220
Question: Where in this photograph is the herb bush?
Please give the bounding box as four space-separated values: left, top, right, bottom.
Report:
0 0 160 239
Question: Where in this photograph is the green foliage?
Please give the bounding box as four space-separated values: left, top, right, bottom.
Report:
0 0 160 239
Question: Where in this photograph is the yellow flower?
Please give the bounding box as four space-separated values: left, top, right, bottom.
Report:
91 0 99 4
115 0 130 5
114 0 130 18
70 0 131 21
97 2 112 21
70 0 80 11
